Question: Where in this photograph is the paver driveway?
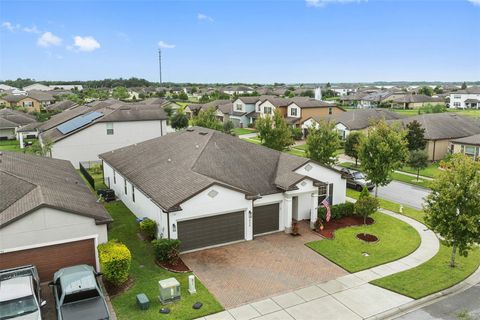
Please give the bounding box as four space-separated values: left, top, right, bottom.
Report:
181 222 348 308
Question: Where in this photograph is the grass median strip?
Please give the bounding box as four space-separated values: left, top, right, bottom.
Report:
306 211 421 273
371 243 480 299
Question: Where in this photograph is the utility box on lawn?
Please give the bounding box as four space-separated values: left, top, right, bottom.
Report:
158 278 181 305
136 293 150 310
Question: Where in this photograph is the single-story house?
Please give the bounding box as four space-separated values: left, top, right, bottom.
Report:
44 100 77 113
302 108 404 139
0 108 38 140
23 83 53 91
0 152 112 280
392 113 480 161
391 94 445 109
38 99 173 168
100 127 346 252
449 133 480 160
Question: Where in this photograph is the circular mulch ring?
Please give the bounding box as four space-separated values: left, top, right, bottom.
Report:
156 258 191 273
356 233 379 243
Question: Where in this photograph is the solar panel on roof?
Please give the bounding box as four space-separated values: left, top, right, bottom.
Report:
57 111 103 134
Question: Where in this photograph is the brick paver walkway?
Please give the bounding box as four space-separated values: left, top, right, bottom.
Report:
182 222 348 308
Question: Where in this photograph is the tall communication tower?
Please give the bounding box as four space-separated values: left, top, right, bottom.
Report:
158 49 162 84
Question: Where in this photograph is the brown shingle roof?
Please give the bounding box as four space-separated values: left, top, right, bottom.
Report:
0 152 112 228
451 133 480 146
315 109 404 130
100 127 329 211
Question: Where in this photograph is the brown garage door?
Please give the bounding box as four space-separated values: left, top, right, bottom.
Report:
253 203 280 235
0 239 96 281
178 211 245 252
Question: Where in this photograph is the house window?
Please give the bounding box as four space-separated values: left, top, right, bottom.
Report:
453 102 461 107
23 101 33 107
318 184 333 205
132 185 135 202
464 146 476 157
328 107 333 115
264 106 272 114
106 122 114 135
106 177 110 188
113 171 116 184
454 95 461 99
290 108 298 116
124 179 127 195
235 103 243 111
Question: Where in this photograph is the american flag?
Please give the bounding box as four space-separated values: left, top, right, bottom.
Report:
322 198 331 222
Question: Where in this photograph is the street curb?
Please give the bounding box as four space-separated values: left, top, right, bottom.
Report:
365 266 480 320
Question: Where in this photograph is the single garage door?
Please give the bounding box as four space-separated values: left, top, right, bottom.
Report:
178 211 245 252
253 203 280 235
0 239 96 281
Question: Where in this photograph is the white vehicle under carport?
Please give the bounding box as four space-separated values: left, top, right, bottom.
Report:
0 265 46 320
48 265 110 320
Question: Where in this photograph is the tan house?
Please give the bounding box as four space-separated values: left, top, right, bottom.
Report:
449 133 480 160
391 94 445 109
0 91 55 113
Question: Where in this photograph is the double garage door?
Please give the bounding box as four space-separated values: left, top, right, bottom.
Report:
178 203 280 252
0 239 96 281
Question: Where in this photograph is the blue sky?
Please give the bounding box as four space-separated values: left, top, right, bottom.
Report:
1 0 479 83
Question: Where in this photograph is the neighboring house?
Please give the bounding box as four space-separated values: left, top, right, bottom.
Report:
449 87 480 109
393 113 480 161
332 87 356 97
303 109 404 140
23 83 53 91
0 90 55 113
38 100 173 168
391 94 445 109
48 84 83 91
339 92 369 107
44 100 77 113
222 85 254 95
0 152 112 280
449 133 480 160
100 127 346 252
0 109 38 140
358 90 405 108
0 84 18 92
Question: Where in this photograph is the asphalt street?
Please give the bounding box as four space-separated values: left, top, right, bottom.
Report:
371 180 431 210
395 284 480 320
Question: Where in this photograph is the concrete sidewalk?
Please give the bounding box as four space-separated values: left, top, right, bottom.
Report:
238 132 258 139
196 207 440 320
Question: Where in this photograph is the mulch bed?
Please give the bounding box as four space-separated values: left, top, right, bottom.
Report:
156 258 191 273
356 233 379 243
103 277 134 298
316 215 374 239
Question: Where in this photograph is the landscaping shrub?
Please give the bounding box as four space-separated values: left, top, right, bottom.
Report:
290 127 303 140
98 240 132 286
139 218 157 240
318 202 355 221
90 163 103 175
152 239 181 265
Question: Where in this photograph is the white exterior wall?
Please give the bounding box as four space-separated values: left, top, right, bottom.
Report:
450 93 480 109
103 161 165 237
169 185 253 241
287 104 301 118
335 123 350 140
50 120 170 168
0 207 108 252
286 179 318 221
295 162 346 205
259 100 276 116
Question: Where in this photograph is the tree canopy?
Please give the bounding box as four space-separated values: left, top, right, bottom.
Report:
191 107 223 131
407 150 429 181
170 109 189 130
344 131 364 166
405 120 426 151
424 154 480 267
306 120 340 166
256 110 293 151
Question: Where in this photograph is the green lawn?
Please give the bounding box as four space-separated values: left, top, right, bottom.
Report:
232 128 256 136
398 163 442 179
390 109 420 116
371 243 480 299
448 109 480 118
346 189 426 224
241 137 262 145
105 202 224 320
0 140 21 152
286 148 307 158
390 171 431 189
306 211 421 272
294 143 308 151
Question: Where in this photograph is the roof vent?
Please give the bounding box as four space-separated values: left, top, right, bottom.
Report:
199 132 208 135
186 128 194 132
195 144 199 149
167 158 172 163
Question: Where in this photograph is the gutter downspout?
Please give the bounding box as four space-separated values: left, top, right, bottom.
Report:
166 211 170 239
432 140 436 162
160 120 164 136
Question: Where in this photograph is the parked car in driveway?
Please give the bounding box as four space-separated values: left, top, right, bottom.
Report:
340 168 375 191
0 265 46 320
48 265 110 320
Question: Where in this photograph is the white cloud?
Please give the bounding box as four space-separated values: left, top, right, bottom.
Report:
2 21 19 32
158 40 175 49
37 32 62 47
467 0 480 5
198 13 214 22
23 26 40 34
73 36 101 52
306 0 366 7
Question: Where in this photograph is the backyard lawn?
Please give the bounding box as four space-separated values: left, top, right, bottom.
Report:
371 243 480 299
105 202 224 320
306 211 421 273
398 162 442 179
232 127 256 136
0 140 21 152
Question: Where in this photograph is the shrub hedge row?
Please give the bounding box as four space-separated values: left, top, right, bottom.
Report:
317 202 355 221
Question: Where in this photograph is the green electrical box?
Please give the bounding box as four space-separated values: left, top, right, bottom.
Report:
136 293 150 310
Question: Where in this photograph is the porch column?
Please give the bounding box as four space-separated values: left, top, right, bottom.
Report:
310 191 319 229
284 196 293 234
245 201 254 241
19 132 24 149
